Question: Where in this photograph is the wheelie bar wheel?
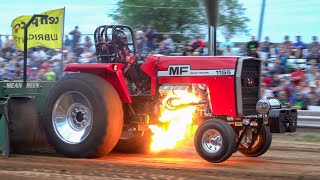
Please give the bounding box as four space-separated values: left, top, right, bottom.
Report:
239 126 272 157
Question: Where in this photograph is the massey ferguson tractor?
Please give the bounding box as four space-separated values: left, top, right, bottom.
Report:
38 24 298 163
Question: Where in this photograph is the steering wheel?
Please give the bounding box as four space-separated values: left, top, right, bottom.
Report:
124 47 152 74
134 47 152 63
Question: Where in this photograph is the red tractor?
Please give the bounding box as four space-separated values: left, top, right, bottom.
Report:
42 25 297 163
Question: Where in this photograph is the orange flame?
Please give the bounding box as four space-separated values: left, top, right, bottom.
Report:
149 91 200 151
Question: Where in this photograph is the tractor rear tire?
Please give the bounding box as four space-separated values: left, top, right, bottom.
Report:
239 126 272 157
194 119 236 163
43 73 123 158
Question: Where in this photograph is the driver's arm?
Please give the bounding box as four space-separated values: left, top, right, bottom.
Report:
126 54 139 64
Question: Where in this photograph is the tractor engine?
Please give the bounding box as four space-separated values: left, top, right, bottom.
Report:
158 84 212 117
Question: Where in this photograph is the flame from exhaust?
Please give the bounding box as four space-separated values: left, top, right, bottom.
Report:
149 91 200 151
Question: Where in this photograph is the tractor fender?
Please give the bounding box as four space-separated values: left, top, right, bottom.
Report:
63 63 132 103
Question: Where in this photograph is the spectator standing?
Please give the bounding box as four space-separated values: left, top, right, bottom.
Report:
291 36 306 58
307 36 320 63
245 36 259 58
272 49 287 74
69 26 81 50
159 34 174 55
258 36 272 65
64 35 72 47
220 35 234 52
145 25 156 51
135 30 145 51
84 36 93 50
281 35 292 57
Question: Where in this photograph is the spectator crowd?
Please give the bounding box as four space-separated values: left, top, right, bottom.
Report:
240 35 320 110
0 25 319 110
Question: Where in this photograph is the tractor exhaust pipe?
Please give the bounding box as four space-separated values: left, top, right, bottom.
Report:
203 0 219 56
165 97 207 110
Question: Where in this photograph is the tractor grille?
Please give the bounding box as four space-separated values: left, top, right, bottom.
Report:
240 59 261 115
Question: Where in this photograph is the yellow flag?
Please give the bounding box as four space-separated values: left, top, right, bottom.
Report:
11 8 64 51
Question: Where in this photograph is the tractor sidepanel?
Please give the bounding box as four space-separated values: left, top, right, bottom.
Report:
156 56 239 117
63 64 131 103
158 76 237 117
206 76 237 117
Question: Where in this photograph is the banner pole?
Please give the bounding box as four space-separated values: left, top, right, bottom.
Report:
23 14 48 88
60 7 66 79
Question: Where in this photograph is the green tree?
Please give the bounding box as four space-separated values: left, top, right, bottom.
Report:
218 0 250 36
110 0 249 41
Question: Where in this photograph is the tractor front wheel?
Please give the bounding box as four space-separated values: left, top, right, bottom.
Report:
194 119 236 163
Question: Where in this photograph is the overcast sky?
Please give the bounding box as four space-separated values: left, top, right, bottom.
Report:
0 0 319 43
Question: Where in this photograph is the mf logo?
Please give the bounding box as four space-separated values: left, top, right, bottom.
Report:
168 65 190 75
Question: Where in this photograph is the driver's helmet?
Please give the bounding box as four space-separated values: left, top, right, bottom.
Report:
114 29 127 48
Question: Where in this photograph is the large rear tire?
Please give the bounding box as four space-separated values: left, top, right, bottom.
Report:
194 119 236 163
43 73 123 158
239 126 272 157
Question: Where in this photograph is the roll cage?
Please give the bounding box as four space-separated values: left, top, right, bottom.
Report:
94 25 136 63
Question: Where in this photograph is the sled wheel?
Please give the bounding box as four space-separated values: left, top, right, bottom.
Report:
194 119 236 163
239 126 272 157
43 73 123 158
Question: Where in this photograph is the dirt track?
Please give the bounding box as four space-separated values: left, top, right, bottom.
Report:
0 129 319 180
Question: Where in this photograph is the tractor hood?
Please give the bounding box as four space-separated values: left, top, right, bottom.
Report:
140 55 239 79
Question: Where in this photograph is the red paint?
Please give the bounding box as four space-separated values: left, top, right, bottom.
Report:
63 63 132 103
155 55 239 117
62 55 240 117
157 56 238 70
140 55 161 95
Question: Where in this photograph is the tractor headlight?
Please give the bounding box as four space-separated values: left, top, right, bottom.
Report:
256 99 281 114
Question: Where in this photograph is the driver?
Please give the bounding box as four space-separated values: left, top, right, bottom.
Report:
112 30 145 93
113 30 135 64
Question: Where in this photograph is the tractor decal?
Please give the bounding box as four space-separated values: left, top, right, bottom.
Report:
158 65 235 77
